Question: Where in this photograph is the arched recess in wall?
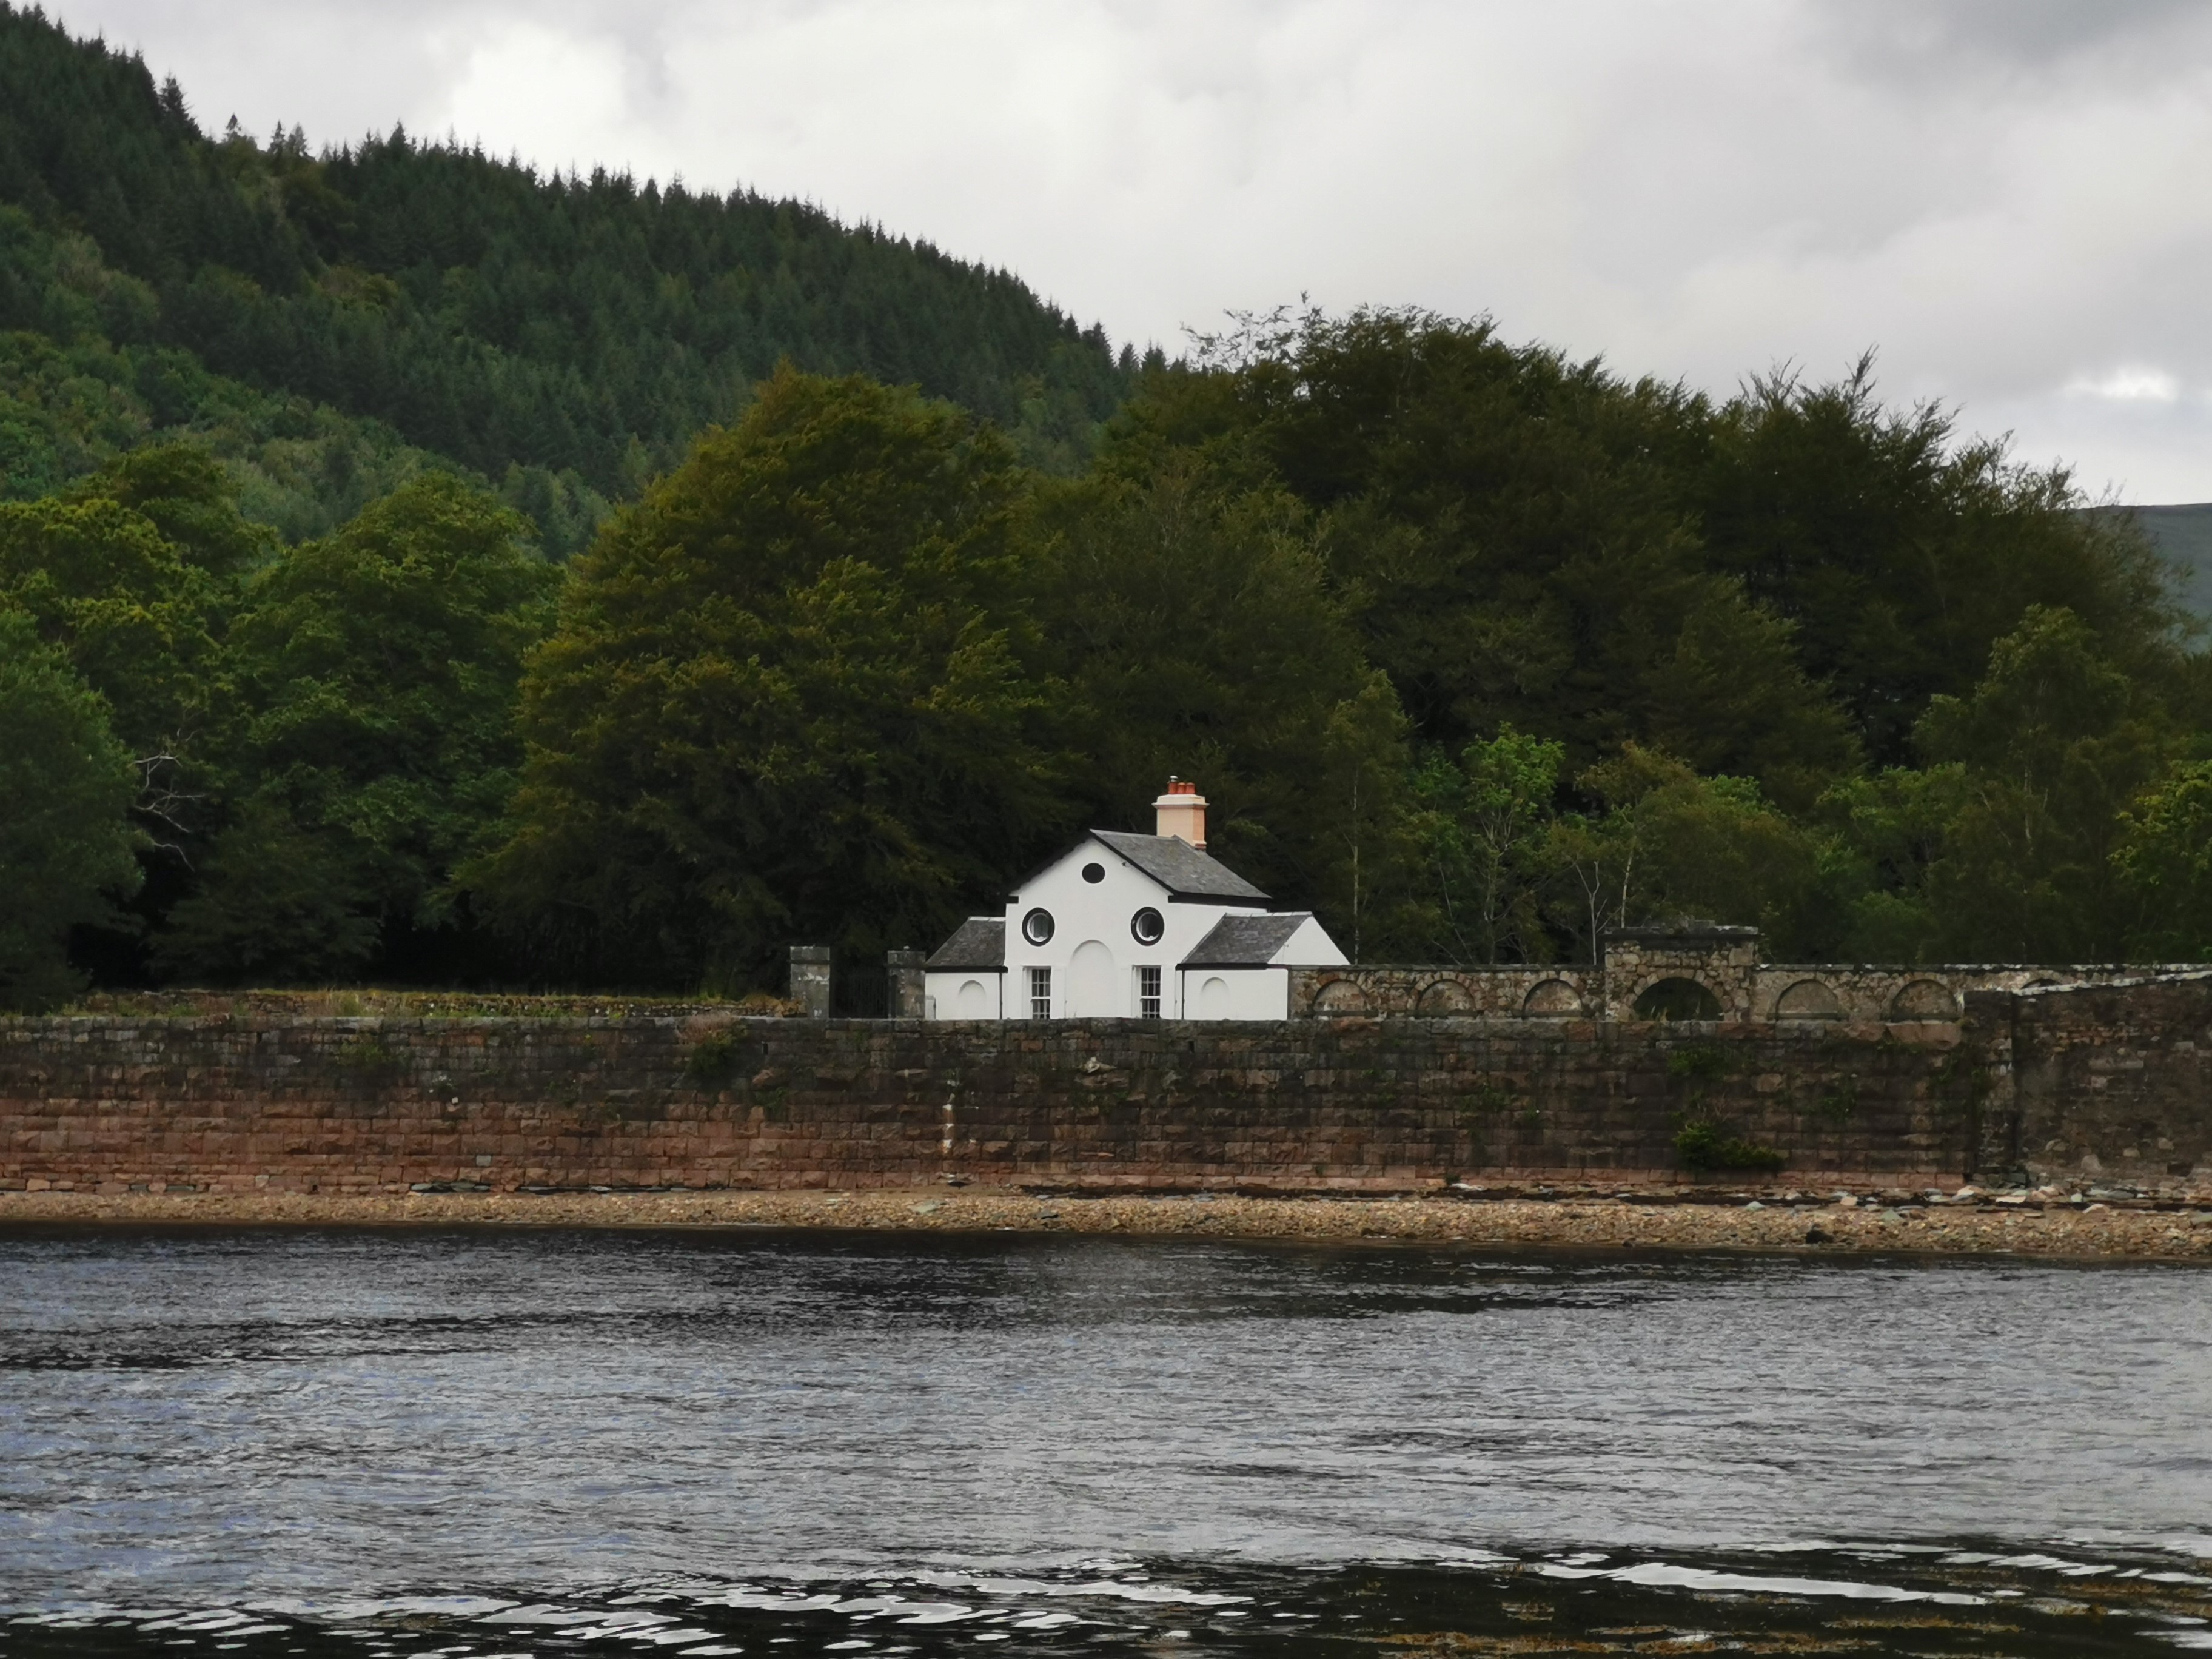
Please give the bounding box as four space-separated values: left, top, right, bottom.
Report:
1889 979 1960 1021
1416 980 1477 1016
1312 979 1368 1016
1067 940 1118 1017
1523 979 1583 1017
1774 980 1845 1021
955 979 989 1017
1198 976 1232 1016
1632 977 1723 1021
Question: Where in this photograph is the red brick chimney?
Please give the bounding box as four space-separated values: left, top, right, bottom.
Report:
1153 777 1207 848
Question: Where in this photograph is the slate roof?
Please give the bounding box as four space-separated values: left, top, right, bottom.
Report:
1181 911 1316 967
1089 830 1270 903
925 917 1005 971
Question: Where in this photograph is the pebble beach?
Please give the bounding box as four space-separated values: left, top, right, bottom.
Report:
6 1184 2211 1260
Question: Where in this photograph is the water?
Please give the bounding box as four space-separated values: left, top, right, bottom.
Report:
3 1226 2210 1656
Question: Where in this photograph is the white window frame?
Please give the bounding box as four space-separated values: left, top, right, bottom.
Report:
1137 964 1162 1019
1028 965 1052 1019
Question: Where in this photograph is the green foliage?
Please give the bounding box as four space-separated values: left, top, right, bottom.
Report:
683 1029 742 1089
1116 310 2177 800
1540 746 1829 962
1695 358 2181 768
1666 1044 1731 1083
1637 578 1862 816
1025 451 1409 946
1816 765 1968 963
1317 678 1421 963
1409 725 1563 964
1117 307 1863 807
1 0 2207 989
0 4 1134 514
329 1036 402 1083
152 797 378 984
1674 1118 1786 1173
1617 765 1829 954
0 491 219 749
1457 1084 1517 1124
474 369 1072 988
2113 759 2212 960
158 474 556 983
1913 606 2174 960
0 610 139 1008
1667 1027 1783 1171
1813 1078 1858 1124
67 443 276 578
0 306 453 545
1817 606 2182 964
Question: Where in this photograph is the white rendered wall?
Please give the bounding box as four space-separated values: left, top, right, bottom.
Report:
924 971 1002 1021
1177 965 1292 1021
1000 840 1265 1019
1275 915 1349 968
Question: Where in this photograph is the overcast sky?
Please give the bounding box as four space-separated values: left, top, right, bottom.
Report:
44 0 2212 501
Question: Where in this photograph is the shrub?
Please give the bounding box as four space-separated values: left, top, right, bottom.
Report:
684 1030 742 1089
1674 1117 1786 1173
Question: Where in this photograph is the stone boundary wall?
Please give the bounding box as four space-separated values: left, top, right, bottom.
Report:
0 1010 1988 1196
1296 959 2165 1024
8 980 2209 1199
1972 973 2212 1188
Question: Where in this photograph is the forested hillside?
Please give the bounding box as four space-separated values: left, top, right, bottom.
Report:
4 9 2212 1009
0 2 1136 551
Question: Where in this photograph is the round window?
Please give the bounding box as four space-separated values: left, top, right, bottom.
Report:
1021 908 1056 946
1130 907 1165 945
1081 862 1105 884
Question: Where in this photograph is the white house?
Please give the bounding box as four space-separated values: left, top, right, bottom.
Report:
923 780 1348 1021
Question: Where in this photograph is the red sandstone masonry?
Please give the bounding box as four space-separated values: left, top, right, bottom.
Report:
0 1010 2023 1196
1971 975 2212 1187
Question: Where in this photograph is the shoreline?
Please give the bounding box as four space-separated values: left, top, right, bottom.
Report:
5 1187 2211 1260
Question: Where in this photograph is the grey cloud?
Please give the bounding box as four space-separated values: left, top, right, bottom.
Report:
1809 0 2211 84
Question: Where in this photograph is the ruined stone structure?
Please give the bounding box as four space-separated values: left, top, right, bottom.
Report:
1293 922 2167 1024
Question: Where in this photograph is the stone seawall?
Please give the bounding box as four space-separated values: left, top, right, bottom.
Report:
6 979 2208 1198
1974 973 2212 1187
1 1009 1995 1196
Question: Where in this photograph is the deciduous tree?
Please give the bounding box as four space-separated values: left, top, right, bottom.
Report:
159 473 555 982
472 369 1070 989
1024 451 1409 942
1408 725 1563 964
0 611 139 1009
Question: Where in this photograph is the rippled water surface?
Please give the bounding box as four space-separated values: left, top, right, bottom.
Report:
3 1226 2209 1655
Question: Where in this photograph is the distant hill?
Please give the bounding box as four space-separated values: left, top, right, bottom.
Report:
2087 503 2212 622
0 3 1140 549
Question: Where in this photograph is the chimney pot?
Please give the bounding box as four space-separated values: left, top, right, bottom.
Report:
1153 777 1207 848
